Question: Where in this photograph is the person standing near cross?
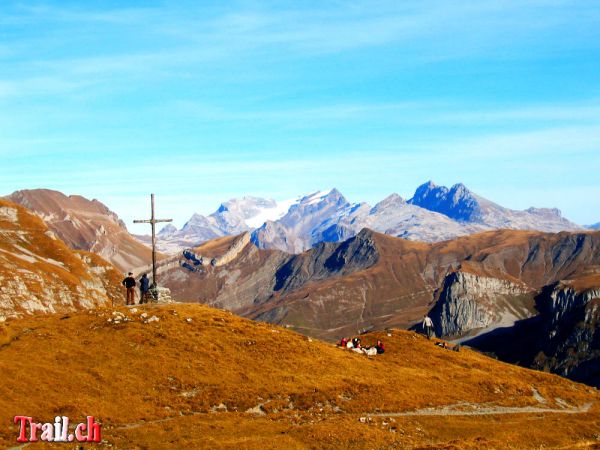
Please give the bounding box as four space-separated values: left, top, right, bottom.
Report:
122 272 136 305
134 194 172 290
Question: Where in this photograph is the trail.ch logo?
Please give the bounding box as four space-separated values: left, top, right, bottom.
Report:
14 416 101 443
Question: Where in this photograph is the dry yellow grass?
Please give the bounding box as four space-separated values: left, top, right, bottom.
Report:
0 303 598 449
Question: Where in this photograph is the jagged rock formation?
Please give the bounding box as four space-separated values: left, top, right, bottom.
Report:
213 232 252 267
0 199 123 320
6 189 155 272
531 274 600 386
409 181 581 232
460 270 600 387
428 230 600 337
408 181 485 222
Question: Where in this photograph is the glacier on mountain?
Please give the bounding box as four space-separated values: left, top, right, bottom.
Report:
139 182 582 254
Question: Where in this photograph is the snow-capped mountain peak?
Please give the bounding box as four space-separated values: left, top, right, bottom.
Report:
371 193 405 213
302 189 334 205
139 183 583 254
244 198 297 228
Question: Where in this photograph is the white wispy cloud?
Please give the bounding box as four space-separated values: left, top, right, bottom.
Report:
2 0 599 99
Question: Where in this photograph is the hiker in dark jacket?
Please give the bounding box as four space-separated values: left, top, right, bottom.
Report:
139 273 150 304
122 272 136 305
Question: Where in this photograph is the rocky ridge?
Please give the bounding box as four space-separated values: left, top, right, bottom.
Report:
6 189 155 272
531 275 600 386
0 199 122 320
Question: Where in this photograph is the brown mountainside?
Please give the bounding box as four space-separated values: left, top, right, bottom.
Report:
6 189 157 272
0 198 122 319
161 228 600 341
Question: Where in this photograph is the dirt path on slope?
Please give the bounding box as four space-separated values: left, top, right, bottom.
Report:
366 401 593 417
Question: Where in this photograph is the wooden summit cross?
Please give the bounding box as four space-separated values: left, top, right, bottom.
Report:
134 194 172 286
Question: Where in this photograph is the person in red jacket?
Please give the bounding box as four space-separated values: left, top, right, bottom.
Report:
375 340 385 354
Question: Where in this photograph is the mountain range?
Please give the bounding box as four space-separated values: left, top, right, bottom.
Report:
138 181 583 254
1 185 599 388
154 227 600 387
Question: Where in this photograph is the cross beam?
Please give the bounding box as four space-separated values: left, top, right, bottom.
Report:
134 193 172 286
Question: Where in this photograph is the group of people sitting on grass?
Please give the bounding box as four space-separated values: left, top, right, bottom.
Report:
338 337 385 356
435 341 461 352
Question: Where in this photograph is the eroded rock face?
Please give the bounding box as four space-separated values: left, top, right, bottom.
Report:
429 271 533 338
6 189 154 272
273 230 380 293
531 282 600 385
0 199 123 320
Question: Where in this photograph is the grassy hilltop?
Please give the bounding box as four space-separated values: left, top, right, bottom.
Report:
0 303 599 449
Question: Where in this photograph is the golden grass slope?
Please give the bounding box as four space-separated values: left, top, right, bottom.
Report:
0 199 123 319
0 303 598 449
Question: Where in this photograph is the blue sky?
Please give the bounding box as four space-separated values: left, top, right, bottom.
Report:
1 1 599 231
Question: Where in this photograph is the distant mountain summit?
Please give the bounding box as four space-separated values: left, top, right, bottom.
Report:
140 195 298 253
408 181 487 222
252 189 352 253
408 181 580 232
138 181 583 254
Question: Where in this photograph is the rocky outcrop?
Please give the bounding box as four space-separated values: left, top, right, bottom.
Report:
273 229 380 293
429 271 533 338
530 281 600 386
0 199 123 320
6 189 155 272
408 181 485 222
213 232 251 267
454 269 600 387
